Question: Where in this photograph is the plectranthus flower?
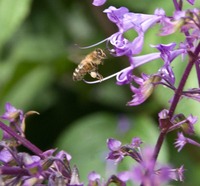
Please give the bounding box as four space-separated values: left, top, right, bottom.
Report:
0 103 36 146
127 74 161 106
170 114 197 134
102 6 199 56
105 137 184 185
103 6 166 57
116 147 184 185
168 165 185 182
125 43 185 105
182 88 200 102
0 103 83 185
174 132 200 152
106 138 142 163
158 109 197 134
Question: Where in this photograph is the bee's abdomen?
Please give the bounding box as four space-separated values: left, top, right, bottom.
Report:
73 63 93 81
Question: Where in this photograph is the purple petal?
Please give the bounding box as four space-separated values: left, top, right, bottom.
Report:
92 0 106 6
107 138 122 151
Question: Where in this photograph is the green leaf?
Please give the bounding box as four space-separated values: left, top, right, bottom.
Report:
0 65 54 110
0 0 32 50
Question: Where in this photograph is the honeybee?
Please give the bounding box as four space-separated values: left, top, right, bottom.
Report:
73 48 106 81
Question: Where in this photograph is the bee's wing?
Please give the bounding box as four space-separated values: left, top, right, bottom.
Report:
67 46 85 64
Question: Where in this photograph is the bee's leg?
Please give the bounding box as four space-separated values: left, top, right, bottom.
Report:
89 71 103 80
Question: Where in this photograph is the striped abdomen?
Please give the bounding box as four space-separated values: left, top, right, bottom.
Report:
73 61 95 81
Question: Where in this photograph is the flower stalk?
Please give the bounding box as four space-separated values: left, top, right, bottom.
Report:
0 121 44 158
153 44 200 162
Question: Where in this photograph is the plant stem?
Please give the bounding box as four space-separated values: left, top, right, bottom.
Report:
0 122 44 158
153 42 200 162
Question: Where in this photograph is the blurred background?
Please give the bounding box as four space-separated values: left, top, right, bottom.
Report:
0 0 200 185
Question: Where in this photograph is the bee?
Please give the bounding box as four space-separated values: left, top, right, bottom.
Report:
73 48 106 81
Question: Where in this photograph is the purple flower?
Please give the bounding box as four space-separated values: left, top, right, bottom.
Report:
131 137 143 148
21 153 42 176
1 103 23 123
175 132 200 152
0 146 13 163
174 132 188 152
0 103 85 185
103 6 165 57
107 138 142 163
107 138 124 162
88 171 101 186
154 43 186 85
182 88 200 102
115 52 161 85
55 150 72 161
103 6 129 26
158 109 169 120
168 165 185 181
118 147 175 185
159 14 182 35
184 115 197 133
92 0 106 6
127 74 161 106
180 114 197 134
109 32 144 57
167 114 197 134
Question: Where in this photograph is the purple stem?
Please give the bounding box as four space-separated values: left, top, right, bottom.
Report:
0 121 44 158
0 166 29 176
172 0 182 11
153 42 200 162
195 62 200 87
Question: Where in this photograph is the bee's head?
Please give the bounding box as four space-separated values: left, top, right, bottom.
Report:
96 48 107 59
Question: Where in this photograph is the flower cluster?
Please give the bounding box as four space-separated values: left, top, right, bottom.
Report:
89 138 184 185
0 103 83 185
86 1 200 107
83 0 200 185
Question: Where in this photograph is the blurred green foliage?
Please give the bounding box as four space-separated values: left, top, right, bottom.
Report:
0 0 200 185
